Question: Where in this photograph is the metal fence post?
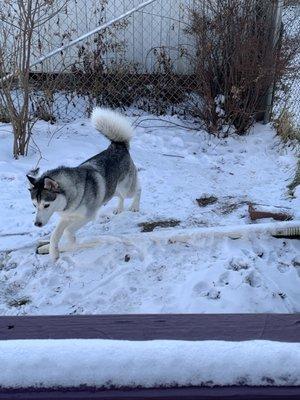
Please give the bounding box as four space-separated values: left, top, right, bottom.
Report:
263 0 284 124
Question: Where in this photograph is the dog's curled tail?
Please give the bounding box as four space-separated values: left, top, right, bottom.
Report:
91 107 133 146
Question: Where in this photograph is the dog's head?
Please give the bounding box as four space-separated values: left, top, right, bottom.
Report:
27 174 66 227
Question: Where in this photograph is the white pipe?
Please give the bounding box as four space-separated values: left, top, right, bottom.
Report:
94 219 300 243
1 0 157 84
36 220 300 254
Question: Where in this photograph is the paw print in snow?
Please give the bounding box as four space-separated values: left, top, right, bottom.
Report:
228 257 250 271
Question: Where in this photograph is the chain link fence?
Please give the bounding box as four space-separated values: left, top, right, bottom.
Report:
274 1 300 127
1 0 299 127
25 0 196 122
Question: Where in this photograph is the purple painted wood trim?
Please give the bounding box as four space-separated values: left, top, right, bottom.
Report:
0 314 299 341
0 314 299 399
1 386 300 400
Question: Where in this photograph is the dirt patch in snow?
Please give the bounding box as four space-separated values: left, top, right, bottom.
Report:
138 219 181 232
196 195 218 207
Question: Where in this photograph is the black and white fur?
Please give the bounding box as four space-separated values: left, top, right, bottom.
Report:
27 107 141 261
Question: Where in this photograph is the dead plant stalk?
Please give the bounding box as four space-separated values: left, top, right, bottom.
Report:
0 0 66 158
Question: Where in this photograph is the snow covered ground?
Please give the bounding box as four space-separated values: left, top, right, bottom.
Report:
0 112 299 315
1 339 300 388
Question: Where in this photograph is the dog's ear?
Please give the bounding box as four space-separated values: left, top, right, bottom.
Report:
44 177 59 192
26 175 36 188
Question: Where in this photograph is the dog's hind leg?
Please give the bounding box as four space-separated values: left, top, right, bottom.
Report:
113 196 124 215
129 180 141 212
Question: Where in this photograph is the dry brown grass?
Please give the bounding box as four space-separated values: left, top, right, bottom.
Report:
288 159 300 194
186 0 300 136
273 109 300 143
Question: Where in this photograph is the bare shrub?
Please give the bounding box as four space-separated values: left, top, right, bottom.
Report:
141 47 188 115
0 101 10 123
186 0 300 136
0 0 66 158
68 2 130 114
34 96 56 124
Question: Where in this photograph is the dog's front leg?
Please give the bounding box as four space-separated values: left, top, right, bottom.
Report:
49 218 70 261
65 217 90 245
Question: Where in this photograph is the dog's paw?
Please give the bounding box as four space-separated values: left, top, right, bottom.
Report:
36 243 50 255
113 208 123 215
129 205 140 212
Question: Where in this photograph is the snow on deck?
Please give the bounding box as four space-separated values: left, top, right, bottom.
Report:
1 339 300 388
0 113 299 314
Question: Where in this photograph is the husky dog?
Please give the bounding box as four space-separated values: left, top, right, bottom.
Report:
27 108 141 261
